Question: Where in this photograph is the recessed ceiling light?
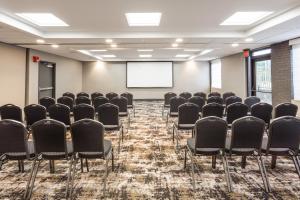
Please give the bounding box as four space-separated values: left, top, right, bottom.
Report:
36 39 45 44
220 11 273 25
231 43 239 47
51 44 59 48
245 38 254 42
101 55 116 58
110 44 117 48
106 39 113 43
176 38 183 43
16 13 69 26
184 49 201 52
172 43 178 47
200 49 214 55
137 49 153 52
89 49 107 52
175 54 190 58
125 13 161 26
139 54 152 58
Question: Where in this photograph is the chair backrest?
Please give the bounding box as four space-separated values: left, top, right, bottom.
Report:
31 119 68 158
24 104 47 127
230 116 265 152
226 103 248 124
207 96 223 105
106 92 118 100
225 96 242 107
71 119 105 154
39 97 55 111
194 117 227 149
0 119 29 157
208 92 221 98
250 103 273 125
93 96 109 109
75 96 91 105
121 92 133 106
48 104 71 126
164 92 177 105
179 92 192 99
193 92 207 100
57 96 74 111
188 96 205 112
77 92 89 98
97 103 119 126
274 103 298 118
73 104 95 122
0 104 22 122
178 103 199 125
91 92 103 102
244 96 260 109
267 116 300 154
223 92 236 101
169 97 187 113
111 97 128 113
63 92 75 100
202 103 224 118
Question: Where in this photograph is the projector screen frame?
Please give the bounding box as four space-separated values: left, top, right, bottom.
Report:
126 61 174 88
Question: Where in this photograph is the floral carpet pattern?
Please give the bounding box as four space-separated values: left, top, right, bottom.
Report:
0 101 299 199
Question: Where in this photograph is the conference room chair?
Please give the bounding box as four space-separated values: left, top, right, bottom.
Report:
179 92 192 99
106 92 118 100
67 119 114 199
250 103 273 126
173 103 199 150
193 92 207 100
225 116 270 192
111 96 130 127
0 119 34 173
274 102 298 118
226 103 248 125
57 96 74 112
166 96 187 127
93 96 110 110
63 92 75 100
184 117 230 191
225 96 242 114
261 116 300 182
207 96 223 105
208 92 221 98
39 97 55 112
222 92 236 102
24 104 47 129
48 104 71 128
162 92 177 117
73 104 95 122
97 103 123 152
188 96 205 113
91 92 103 103
24 119 73 200
244 96 261 110
0 104 22 122
77 92 89 98
121 92 135 117
75 96 92 105
202 103 224 118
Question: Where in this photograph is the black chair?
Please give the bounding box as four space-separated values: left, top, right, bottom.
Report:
0 104 22 122
68 119 114 198
106 92 118 100
0 119 33 173
244 96 260 109
188 96 205 113
73 104 95 122
111 97 130 126
226 116 270 192
202 103 224 118
91 92 103 103
39 97 55 112
193 92 206 100
225 96 242 107
208 92 221 98
63 92 75 100
57 96 74 112
121 92 135 117
207 96 223 105
250 103 273 126
48 104 71 127
184 117 230 191
274 103 298 118
179 92 192 99
173 103 199 150
166 97 187 127
75 96 91 105
93 96 110 110
24 119 73 200
162 92 177 117
226 103 248 125
24 104 47 129
223 92 235 102
77 92 89 98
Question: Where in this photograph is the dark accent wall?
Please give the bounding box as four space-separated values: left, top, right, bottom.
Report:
271 41 292 105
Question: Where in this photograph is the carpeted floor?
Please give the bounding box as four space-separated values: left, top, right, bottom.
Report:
0 101 299 199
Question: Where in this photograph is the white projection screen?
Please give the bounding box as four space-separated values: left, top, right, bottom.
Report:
126 62 173 88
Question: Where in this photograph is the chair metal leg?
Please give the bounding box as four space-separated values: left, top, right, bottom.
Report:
162 105 164 117
80 158 84 172
103 156 109 198
184 146 187 169
118 128 122 154
49 160 55 173
111 148 114 171
85 158 89 172
69 157 78 200
256 155 271 193
176 128 180 152
24 159 41 200
212 155 217 169
189 150 196 190
172 125 175 143
291 155 300 179
241 156 247 169
166 113 169 127
24 158 37 199
271 156 277 169
65 155 74 199
222 154 232 192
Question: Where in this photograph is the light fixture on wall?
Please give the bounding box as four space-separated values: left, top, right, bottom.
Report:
172 43 178 47
245 38 254 42
36 39 45 44
110 44 117 48
51 44 59 48
176 38 183 43
106 39 113 43
231 43 239 47
139 54 152 58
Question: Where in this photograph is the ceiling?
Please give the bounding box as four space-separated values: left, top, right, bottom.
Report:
0 0 300 61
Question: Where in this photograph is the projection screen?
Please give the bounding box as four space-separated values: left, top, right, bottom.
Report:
126 62 173 88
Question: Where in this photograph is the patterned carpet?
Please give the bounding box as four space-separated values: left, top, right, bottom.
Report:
0 101 299 199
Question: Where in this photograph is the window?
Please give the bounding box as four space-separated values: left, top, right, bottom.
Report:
211 59 222 89
292 44 300 100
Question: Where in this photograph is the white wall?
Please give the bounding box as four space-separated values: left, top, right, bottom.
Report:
28 50 83 104
82 61 210 99
0 43 26 107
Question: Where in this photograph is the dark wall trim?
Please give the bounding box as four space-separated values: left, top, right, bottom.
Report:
25 48 30 106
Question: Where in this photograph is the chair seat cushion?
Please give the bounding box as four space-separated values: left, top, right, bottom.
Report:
170 112 178 117
175 123 194 130
187 138 221 155
41 141 73 160
119 112 128 117
261 134 291 155
104 124 121 131
5 140 35 160
78 139 112 159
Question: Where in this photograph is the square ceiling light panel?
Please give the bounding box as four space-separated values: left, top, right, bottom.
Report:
16 13 69 26
220 11 273 25
125 13 161 26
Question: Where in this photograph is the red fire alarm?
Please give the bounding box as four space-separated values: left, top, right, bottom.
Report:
243 49 250 58
32 56 40 62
